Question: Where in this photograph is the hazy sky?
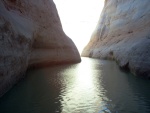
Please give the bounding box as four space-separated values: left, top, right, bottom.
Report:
53 0 104 54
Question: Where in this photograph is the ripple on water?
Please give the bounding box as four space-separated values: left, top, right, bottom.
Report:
0 58 150 113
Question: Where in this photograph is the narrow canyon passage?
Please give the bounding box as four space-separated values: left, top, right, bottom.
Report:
0 0 150 113
0 58 150 113
53 0 104 53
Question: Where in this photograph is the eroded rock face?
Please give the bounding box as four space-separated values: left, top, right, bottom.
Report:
0 0 80 97
82 0 150 77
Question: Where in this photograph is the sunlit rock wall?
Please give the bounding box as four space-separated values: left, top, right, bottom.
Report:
82 0 150 77
0 0 80 97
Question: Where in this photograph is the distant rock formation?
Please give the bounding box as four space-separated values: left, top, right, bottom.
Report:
0 0 81 97
82 0 150 77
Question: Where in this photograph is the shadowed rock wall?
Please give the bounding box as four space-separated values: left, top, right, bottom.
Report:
0 0 81 97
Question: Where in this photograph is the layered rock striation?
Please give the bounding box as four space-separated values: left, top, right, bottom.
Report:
82 0 150 77
0 0 81 97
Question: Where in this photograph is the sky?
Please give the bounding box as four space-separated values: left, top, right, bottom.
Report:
53 0 104 54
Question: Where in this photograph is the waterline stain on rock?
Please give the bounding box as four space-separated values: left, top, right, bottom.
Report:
0 0 81 97
82 0 150 78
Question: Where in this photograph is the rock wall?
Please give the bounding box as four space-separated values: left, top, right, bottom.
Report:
82 0 150 77
0 0 81 97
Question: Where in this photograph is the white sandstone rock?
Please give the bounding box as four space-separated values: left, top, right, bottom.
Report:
82 0 150 77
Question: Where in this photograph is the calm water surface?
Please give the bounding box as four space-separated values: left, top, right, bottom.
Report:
0 58 150 113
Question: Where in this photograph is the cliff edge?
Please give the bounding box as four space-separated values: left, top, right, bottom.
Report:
82 0 150 77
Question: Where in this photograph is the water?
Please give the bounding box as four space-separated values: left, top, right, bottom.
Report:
0 57 150 113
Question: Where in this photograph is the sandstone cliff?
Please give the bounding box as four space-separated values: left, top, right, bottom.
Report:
0 0 81 97
82 0 150 77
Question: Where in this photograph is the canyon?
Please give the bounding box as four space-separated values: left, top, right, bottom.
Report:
1 0 150 98
0 0 81 97
82 0 150 77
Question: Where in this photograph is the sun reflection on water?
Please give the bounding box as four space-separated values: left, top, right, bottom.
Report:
59 58 110 113
1 58 150 113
